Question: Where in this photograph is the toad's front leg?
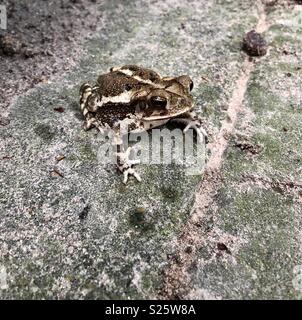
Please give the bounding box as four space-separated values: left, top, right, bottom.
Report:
112 120 143 184
113 133 141 184
170 111 208 143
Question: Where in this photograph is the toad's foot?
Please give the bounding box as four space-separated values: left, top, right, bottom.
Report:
183 120 208 144
171 117 208 144
115 145 141 184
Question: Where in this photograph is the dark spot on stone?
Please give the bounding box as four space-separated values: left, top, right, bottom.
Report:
82 255 94 268
34 124 56 141
234 141 262 155
161 186 181 201
25 23 36 30
242 30 267 57
79 205 90 220
286 72 292 77
167 253 182 265
128 207 155 232
217 242 231 254
74 112 84 121
129 211 144 226
194 220 203 228
286 181 294 188
70 101 80 112
272 184 284 195
282 127 288 132
264 0 278 9
2 156 12 160
54 107 65 113
184 246 193 254
0 117 10 126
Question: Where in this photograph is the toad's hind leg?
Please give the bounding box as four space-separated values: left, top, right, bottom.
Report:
79 83 99 130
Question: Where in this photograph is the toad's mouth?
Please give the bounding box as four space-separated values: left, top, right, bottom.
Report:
142 107 191 121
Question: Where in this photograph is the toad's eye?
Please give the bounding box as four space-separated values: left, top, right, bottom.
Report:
189 80 194 91
148 96 167 108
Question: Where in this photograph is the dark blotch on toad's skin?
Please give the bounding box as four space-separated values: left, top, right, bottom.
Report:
242 30 267 57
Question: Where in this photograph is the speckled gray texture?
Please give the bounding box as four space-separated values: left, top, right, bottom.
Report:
184 3 302 300
1 0 301 299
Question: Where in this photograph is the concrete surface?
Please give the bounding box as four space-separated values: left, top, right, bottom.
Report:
0 0 301 299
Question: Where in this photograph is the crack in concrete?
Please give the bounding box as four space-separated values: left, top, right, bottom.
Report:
241 173 302 202
159 1 270 300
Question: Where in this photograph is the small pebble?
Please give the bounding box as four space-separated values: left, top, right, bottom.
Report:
135 206 146 214
54 107 65 113
242 30 267 57
56 155 66 162
0 34 22 56
217 242 231 254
